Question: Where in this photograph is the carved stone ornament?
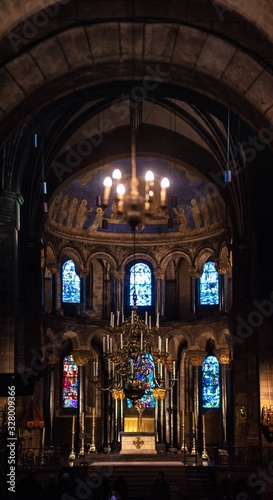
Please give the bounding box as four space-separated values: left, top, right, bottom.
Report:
72 350 91 366
188 266 201 279
215 348 231 364
186 350 204 366
133 437 144 449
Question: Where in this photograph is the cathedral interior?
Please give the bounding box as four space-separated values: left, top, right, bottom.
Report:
2 0 273 498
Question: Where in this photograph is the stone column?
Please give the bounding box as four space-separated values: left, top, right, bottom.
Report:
72 350 91 453
79 269 89 316
216 259 229 313
0 191 23 373
216 348 231 446
114 271 125 318
186 350 204 453
48 265 60 314
152 388 166 446
112 388 125 450
188 266 201 317
47 352 60 445
154 270 164 317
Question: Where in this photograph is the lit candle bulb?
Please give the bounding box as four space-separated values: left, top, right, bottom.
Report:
160 177 169 207
103 176 112 207
165 338 168 353
117 183 125 213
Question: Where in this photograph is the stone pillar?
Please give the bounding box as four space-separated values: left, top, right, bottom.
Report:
47 352 60 445
216 348 231 445
216 260 229 313
48 265 60 314
79 269 89 316
188 266 201 317
114 271 125 318
72 350 91 453
112 388 125 450
154 270 164 317
153 388 166 445
0 191 23 373
186 350 204 452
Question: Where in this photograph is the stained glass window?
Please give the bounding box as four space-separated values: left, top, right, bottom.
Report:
62 260 81 303
127 353 156 409
129 262 152 306
62 355 78 408
202 355 220 408
199 261 219 305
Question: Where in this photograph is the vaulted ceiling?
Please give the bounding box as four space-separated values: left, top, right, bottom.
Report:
1 0 273 252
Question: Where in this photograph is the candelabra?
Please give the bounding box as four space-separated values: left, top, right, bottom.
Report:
79 412 85 457
40 427 46 466
191 413 197 455
201 415 209 460
89 409 97 453
69 416 76 460
91 306 176 399
180 410 188 452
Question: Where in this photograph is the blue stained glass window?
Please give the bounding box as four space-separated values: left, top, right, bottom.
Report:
62 355 78 408
199 261 219 305
129 263 152 306
127 353 156 409
202 355 220 408
62 260 81 303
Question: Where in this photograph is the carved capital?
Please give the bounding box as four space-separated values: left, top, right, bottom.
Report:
79 268 90 279
186 349 204 366
72 350 91 366
215 348 231 364
114 271 125 280
48 264 60 274
154 271 164 280
215 259 230 275
188 266 201 279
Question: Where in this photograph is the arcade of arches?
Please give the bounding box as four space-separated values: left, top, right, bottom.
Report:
1 0 273 463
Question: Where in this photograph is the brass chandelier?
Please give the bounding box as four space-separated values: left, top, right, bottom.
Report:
102 99 170 228
92 303 176 399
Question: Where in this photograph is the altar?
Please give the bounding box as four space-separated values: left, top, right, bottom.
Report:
120 408 157 454
120 432 157 454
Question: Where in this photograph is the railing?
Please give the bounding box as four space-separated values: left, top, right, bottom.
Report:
211 446 273 466
17 445 61 468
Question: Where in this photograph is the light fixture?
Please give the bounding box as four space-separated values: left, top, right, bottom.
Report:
102 99 170 228
91 306 176 399
91 225 176 400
